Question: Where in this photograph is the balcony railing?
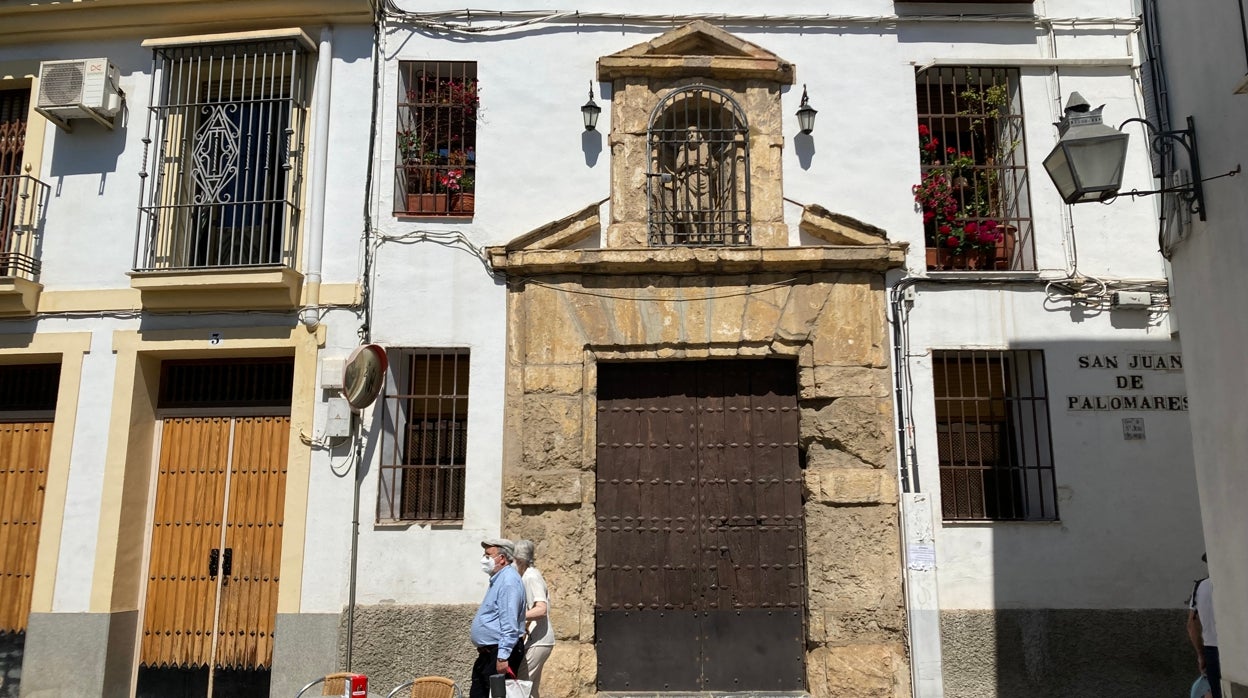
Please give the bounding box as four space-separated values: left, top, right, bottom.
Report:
0 174 49 281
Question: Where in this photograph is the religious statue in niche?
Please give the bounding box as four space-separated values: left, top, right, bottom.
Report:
672 125 718 241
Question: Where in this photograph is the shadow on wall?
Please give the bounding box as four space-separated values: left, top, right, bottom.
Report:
927 338 1204 696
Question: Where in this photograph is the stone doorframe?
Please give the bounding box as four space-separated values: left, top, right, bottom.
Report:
490 242 913 698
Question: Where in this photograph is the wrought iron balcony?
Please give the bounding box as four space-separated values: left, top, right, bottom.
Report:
0 174 49 282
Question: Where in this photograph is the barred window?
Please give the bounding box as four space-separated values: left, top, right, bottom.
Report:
395 61 477 217
647 85 750 246
0 88 45 281
916 67 1033 271
136 34 310 271
934 350 1057 521
379 350 469 522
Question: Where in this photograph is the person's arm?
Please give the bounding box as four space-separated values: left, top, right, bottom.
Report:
495 578 527 670
1188 608 1206 673
526 600 548 620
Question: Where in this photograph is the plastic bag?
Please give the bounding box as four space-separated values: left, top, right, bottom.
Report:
505 679 533 698
1191 675 1212 698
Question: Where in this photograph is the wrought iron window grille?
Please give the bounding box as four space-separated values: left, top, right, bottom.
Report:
916 67 1034 272
379 349 470 522
136 39 309 272
394 61 478 217
933 349 1057 521
647 85 751 247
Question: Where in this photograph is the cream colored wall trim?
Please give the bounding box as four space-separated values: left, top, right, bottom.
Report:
36 283 359 313
91 324 325 614
0 332 93 614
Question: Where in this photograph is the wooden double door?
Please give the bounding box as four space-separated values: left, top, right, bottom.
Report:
595 359 806 692
137 414 289 698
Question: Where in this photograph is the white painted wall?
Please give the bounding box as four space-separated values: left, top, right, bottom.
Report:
1148 0 1248 688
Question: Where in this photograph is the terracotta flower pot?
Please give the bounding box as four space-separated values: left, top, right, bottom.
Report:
405 193 449 214
451 192 475 214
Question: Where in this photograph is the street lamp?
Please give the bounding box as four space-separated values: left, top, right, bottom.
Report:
1043 92 1216 220
796 84 817 135
1042 92 1130 204
581 82 602 131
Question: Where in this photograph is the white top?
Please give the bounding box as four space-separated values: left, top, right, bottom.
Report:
1191 578 1218 647
522 566 556 648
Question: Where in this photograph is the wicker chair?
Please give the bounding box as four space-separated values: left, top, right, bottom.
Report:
386 675 460 698
294 672 356 697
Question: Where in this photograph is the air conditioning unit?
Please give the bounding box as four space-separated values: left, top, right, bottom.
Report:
35 58 122 130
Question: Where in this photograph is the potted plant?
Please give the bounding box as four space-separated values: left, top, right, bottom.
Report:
914 121 1016 270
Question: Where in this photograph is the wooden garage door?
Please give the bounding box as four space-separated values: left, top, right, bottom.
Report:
0 363 59 635
595 359 805 692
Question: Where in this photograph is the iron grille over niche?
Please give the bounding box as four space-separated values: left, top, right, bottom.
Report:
136 38 309 271
647 85 751 246
933 349 1057 521
379 350 470 522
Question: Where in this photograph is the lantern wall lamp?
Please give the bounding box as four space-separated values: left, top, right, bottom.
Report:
796 84 817 135
581 82 601 131
1043 92 1240 220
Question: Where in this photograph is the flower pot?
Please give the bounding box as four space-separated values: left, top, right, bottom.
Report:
405 193 449 214
991 225 1017 270
451 192 475 214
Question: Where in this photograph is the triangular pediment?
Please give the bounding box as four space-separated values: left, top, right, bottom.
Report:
598 21 794 82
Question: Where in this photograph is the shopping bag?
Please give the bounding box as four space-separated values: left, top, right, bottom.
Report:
1191 674 1212 698
505 678 533 698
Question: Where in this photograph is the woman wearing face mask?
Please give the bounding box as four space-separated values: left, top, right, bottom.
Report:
513 540 554 698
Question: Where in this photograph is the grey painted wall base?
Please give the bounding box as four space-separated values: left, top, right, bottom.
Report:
942 609 1191 697
339 604 477 695
20 611 136 698
0 633 22 698
270 613 341 698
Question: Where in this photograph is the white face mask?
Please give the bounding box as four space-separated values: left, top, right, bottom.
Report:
480 554 496 575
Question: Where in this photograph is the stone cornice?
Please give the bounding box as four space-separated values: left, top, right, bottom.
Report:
488 245 908 276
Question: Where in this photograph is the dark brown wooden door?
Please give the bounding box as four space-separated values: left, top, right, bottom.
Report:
595 359 805 692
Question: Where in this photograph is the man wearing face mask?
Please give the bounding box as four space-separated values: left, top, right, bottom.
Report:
469 538 527 698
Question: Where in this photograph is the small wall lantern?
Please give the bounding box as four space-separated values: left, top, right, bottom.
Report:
582 82 602 131
796 84 817 135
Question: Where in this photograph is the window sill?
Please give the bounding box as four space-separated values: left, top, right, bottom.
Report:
374 519 464 530
128 265 303 311
941 518 1061 525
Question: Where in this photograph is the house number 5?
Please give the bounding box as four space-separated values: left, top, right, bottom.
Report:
209 332 222 345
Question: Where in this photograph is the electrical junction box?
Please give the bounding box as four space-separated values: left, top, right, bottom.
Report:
1111 291 1152 309
325 397 352 438
321 357 345 390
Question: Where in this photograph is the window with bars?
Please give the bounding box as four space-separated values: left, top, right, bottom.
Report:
916 67 1034 271
933 350 1057 521
379 350 470 522
136 36 309 271
647 85 751 246
395 61 477 217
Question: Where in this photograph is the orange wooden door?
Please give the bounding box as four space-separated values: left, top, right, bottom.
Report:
0 420 54 634
140 415 288 684
215 415 288 671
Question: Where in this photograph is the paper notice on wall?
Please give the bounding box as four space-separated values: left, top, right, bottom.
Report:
907 544 936 571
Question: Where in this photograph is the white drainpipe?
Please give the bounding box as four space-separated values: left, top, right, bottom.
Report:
301 25 334 328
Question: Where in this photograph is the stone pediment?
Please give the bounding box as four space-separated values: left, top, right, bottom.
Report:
489 202 905 276
597 20 794 82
